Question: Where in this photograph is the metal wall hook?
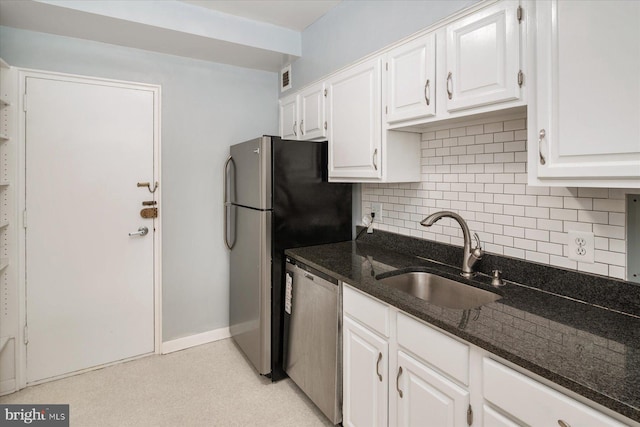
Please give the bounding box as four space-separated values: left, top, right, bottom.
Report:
137 181 159 193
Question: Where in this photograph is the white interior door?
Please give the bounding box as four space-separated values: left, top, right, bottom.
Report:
24 74 157 383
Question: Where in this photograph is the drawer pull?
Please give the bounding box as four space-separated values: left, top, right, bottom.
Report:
424 79 431 106
557 421 570 427
376 352 382 382
396 366 404 398
539 129 547 165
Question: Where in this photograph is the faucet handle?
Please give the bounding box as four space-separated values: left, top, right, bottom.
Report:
473 232 482 250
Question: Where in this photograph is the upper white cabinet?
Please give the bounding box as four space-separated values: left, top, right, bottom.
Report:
279 94 298 140
298 83 326 140
385 33 436 124
326 57 382 180
444 1 522 112
528 0 640 187
326 57 422 183
279 82 327 141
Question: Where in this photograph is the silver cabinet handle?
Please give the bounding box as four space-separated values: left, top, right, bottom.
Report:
129 226 149 237
376 352 382 382
396 366 404 398
293 121 297 137
300 120 304 135
446 72 453 100
539 129 547 165
373 148 378 171
424 79 430 106
557 421 570 427
303 272 314 281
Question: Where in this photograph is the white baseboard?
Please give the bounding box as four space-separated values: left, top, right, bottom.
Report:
161 327 231 354
0 378 16 396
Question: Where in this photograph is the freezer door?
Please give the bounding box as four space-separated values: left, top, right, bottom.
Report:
229 205 272 375
229 136 272 210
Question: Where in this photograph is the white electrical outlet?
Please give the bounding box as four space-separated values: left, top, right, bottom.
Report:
371 202 382 222
568 231 595 263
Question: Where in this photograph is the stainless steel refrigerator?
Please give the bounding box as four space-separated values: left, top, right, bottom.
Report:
224 136 352 380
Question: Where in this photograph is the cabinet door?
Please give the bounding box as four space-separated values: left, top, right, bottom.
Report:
395 351 470 427
279 94 298 140
386 33 436 123
299 83 326 140
444 1 521 112
343 315 388 427
327 57 382 180
483 358 626 427
532 0 640 184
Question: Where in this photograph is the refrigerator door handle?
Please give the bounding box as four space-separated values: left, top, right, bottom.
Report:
224 155 236 250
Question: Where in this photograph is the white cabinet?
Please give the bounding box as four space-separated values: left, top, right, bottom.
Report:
342 285 470 427
298 83 326 140
342 316 388 427
395 351 470 427
326 57 421 183
278 82 327 141
342 285 389 427
279 94 298 140
528 0 640 187
342 284 633 426
483 358 626 426
443 1 522 112
326 57 382 180
385 33 436 124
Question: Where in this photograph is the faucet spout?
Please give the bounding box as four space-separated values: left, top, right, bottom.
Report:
420 211 483 278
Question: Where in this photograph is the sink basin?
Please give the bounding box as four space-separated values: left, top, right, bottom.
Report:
376 270 501 309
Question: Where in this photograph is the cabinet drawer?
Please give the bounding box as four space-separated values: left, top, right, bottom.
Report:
396 312 469 385
343 285 390 337
483 358 625 426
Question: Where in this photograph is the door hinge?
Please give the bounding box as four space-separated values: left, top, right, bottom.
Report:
518 70 524 87
22 209 27 229
385 106 388 114
467 404 473 426
386 62 389 71
24 325 29 345
517 5 523 23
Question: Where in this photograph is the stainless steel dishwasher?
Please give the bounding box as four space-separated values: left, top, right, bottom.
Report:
283 257 341 425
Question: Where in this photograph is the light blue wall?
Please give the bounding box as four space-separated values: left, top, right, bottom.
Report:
0 26 278 342
290 0 479 91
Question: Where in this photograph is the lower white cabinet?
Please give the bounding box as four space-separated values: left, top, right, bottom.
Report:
343 316 388 427
395 350 469 427
483 358 625 427
342 284 634 427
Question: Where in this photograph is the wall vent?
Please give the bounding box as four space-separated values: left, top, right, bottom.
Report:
281 64 292 92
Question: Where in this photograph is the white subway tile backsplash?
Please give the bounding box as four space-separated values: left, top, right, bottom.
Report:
362 114 630 281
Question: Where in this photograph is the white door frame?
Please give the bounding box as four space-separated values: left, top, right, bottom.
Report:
15 68 162 389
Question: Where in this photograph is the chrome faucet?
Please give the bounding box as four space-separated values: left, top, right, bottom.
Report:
420 211 483 278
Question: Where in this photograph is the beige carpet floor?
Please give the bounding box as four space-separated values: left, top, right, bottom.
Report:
0 338 333 426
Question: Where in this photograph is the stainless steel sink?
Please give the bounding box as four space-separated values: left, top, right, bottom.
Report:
376 271 501 309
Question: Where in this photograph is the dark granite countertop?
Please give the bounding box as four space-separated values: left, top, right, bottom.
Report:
286 238 640 423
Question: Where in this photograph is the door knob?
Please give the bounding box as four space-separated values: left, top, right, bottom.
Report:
129 226 149 237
